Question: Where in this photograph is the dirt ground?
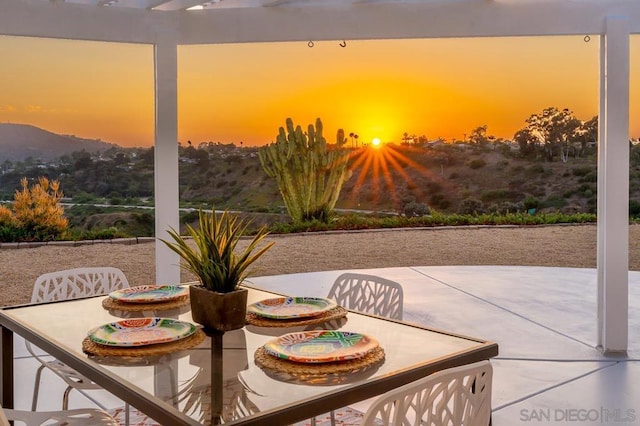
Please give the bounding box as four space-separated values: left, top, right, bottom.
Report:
2 223 639 307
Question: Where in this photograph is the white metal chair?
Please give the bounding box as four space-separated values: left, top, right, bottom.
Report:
28 267 130 411
1 406 118 426
311 273 404 425
328 273 404 320
361 361 493 426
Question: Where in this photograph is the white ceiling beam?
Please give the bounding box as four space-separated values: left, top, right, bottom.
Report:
3 0 640 46
178 0 640 44
0 0 174 43
152 0 206 10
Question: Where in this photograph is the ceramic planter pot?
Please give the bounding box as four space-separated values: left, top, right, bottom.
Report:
189 285 248 332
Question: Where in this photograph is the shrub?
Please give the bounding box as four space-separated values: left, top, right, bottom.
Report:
458 198 485 215
630 200 640 218
403 201 430 217
579 172 597 183
72 191 99 204
572 166 593 177
525 164 545 177
489 201 524 215
430 193 450 210
480 189 520 203
0 205 15 227
523 196 539 210
0 225 26 243
541 195 567 210
13 177 68 241
469 159 486 169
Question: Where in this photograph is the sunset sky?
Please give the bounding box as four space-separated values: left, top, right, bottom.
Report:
1 34 639 147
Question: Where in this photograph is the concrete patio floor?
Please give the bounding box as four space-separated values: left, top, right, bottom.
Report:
12 265 640 425
247 266 640 425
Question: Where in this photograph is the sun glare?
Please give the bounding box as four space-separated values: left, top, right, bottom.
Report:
372 138 382 147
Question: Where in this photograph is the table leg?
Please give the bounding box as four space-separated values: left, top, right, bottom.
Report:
0 326 14 408
211 332 223 425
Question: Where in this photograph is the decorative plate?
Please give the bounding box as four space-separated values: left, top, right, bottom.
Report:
247 297 337 319
109 285 188 304
87 318 197 347
263 330 379 363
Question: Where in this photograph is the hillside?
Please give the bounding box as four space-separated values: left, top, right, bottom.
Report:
0 123 116 162
5 140 639 223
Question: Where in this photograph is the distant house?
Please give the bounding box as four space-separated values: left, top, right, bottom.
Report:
426 139 446 148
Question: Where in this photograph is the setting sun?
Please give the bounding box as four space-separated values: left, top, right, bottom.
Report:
372 138 382 147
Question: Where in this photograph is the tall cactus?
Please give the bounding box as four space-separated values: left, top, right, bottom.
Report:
259 118 351 223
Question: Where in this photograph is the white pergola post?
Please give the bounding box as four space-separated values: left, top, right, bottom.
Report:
597 16 630 353
154 34 181 285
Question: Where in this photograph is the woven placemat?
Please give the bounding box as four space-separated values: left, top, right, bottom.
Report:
82 329 206 357
254 345 385 376
246 306 348 328
102 295 190 312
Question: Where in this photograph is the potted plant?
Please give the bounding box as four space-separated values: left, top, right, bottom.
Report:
161 209 274 332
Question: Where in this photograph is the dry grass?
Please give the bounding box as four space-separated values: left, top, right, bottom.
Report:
2 223 639 307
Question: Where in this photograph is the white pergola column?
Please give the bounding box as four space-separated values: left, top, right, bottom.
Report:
597 16 630 353
154 34 181 285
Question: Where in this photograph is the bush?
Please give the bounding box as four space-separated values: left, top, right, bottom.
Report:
0 205 15 227
430 193 450 210
458 198 485 215
572 166 593 177
489 201 524 215
0 224 27 242
469 159 486 169
480 189 520 203
72 191 99 204
13 177 68 241
630 200 640 218
541 195 567 210
579 172 597 183
403 201 430 217
523 196 540 211
525 164 545 177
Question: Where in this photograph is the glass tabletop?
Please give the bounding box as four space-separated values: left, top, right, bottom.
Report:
0 285 497 425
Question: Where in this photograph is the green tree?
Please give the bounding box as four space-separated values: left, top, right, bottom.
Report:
468 125 492 146
258 118 352 223
515 107 582 161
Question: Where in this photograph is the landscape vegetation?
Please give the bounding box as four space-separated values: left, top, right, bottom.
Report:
1 106 639 242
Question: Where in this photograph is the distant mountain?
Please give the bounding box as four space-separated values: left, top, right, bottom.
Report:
0 123 117 162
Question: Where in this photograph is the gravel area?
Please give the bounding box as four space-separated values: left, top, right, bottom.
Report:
2 223 639 307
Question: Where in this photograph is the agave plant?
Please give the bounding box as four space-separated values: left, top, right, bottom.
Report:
161 209 274 293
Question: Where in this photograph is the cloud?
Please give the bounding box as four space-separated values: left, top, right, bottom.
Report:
0 105 17 112
27 105 43 113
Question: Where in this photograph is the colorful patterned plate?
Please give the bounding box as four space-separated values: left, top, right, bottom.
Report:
109 285 188 304
263 330 379 363
88 318 197 347
248 297 337 319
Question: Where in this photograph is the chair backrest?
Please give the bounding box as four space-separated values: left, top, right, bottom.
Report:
361 361 493 426
328 273 404 320
1 406 118 426
31 267 130 303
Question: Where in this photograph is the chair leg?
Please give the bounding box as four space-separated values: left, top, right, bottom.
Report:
62 385 72 410
329 410 336 425
311 416 317 426
31 364 45 411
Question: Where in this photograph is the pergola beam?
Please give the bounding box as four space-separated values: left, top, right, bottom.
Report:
177 0 640 44
0 0 173 44
2 0 640 44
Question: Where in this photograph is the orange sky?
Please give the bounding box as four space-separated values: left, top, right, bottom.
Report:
1 34 639 147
